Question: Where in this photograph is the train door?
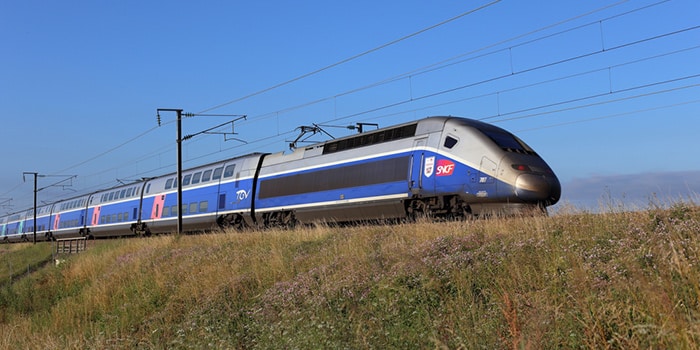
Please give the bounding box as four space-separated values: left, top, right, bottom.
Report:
151 194 165 220
214 164 227 214
409 138 434 195
477 156 498 197
218 193 226 211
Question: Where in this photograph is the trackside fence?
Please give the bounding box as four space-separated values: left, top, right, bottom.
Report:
53 237 88 262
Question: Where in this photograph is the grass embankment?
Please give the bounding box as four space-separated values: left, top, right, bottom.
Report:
1 203 699 349
0 242 53 286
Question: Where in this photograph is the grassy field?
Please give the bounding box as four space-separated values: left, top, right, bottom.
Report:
0 202 699 349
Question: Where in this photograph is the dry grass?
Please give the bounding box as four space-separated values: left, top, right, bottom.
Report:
0 202 699 348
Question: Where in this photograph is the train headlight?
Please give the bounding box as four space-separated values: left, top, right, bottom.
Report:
511 164 532 172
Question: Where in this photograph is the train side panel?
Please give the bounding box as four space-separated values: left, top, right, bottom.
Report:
140 153 263 234
257 153 411 222
4 212 28 242
24 205 54 241
51 195 91 239
87 183 143 238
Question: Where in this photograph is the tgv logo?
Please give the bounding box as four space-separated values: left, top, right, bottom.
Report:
236 189 250 201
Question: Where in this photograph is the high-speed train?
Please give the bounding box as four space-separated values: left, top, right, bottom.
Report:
0 116 560 242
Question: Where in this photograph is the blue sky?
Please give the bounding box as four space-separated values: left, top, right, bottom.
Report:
1 0 699 212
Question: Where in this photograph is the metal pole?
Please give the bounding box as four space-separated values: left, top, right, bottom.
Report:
176 109 183 235
156 108 184 235
33 174 37 244
156 108 243 235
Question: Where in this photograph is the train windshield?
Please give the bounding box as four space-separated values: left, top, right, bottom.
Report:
481 129 535 154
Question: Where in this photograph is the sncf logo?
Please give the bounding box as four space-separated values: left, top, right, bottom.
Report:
436 159 455 176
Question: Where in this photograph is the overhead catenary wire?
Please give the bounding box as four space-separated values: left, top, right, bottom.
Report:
195 0 502 114
514 99 700 133
213 0 664 130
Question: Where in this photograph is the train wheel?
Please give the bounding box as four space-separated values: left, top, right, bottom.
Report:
263 211 296 229
406 199 429 221
81 229 95 240
130 223 151 237
218 214 246 231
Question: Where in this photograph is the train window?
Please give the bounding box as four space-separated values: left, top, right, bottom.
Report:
127 188 133 197
162 206 170 217
199 201 208 213
444 136 459 149
108 192 115 201
259 156 410 199
212 167 224 180
481 129 533 154
202 170 212 182
323 123 417 154
218 194 226 210
124 212 129 221
171 205 178 216
183 174 192 186
111 214 117 223
192 172 202 184
223 165 236 178
146 184 151 194
165 179 174 190
120 190 126 199
189 202 198 214
118 213 123 222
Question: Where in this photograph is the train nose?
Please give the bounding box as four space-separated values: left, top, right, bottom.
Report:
514 173 561 205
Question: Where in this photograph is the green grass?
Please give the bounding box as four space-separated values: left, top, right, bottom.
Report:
0 202 699 349
0 242 53 286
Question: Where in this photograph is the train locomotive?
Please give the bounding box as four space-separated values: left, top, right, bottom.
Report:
0 116 560 242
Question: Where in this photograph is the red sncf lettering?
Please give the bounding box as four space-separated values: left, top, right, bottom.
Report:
436 159 455 176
